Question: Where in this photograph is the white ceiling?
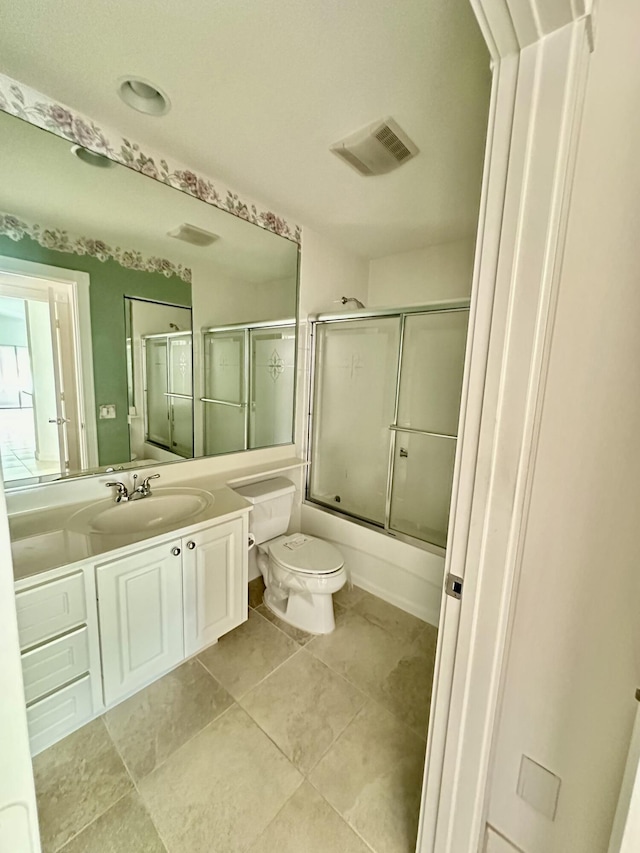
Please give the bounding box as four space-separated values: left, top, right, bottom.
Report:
0 110 298 285
0 0 491 260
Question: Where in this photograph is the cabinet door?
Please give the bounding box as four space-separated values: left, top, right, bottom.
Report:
97 540 184 706
183 517 247 656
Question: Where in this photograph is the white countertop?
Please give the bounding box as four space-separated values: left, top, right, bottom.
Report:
10 482 251 582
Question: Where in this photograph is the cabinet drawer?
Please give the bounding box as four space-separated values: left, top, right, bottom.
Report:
16 572 86 650
22 627 90 705
27 675 93 756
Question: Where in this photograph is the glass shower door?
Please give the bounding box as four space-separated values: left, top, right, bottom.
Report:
389 309 469 547
167 334 193 458
249 325 295 449
309 317 400 525
202 329 247 455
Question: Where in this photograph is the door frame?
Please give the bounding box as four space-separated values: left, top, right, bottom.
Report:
0 2 595 851
0 256 98 471
418 4 594 852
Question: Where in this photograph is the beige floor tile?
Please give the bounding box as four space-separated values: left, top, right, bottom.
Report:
105 659 233 781
306 607 407 697
241 649 366 774
199 609 298 698
248 575 266 609
139 705 302 853
334 583 366 609
255 602 315 645
309 702 426 853
59 792 166 853
247 782 371 853
369 625 438 738
33 718 133 853
353 591 426 644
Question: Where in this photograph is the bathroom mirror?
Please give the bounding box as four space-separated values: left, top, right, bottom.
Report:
0 109 299 488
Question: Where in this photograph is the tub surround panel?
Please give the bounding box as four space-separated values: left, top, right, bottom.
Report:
301 504 444 626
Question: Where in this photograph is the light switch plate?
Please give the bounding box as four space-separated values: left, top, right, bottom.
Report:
517 754 561 820
99 404 117 420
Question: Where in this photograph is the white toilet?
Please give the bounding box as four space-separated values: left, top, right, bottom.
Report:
234 477 346 634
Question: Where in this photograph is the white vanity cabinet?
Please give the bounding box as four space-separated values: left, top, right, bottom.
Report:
15 569 101 756
96 513 248 706
96 538 185 706
183 517 246 656
14 495 249 752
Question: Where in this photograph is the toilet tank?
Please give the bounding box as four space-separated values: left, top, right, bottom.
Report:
233 477 296 544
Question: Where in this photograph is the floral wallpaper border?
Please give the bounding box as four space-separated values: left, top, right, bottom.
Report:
0 73 302 245
0 212 192 283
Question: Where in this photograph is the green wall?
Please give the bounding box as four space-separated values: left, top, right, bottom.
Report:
0 234 191 465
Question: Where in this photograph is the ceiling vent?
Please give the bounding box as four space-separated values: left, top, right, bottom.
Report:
167 223 219 247
330 117 419 177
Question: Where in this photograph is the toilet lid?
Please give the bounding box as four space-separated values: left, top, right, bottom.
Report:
270 534 344 575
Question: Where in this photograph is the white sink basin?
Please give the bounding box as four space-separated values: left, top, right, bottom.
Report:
68 487 214 535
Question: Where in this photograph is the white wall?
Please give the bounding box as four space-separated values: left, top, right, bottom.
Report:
191 265 296 329
0 478 41 852
368 238 475 307
487 2 640 850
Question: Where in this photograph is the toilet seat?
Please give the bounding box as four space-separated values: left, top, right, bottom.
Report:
269 534 344 576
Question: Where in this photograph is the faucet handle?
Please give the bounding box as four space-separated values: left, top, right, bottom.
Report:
138 473 160 496
106 481 128 501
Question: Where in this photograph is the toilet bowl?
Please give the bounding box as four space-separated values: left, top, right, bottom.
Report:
258 534 346 634
233 478 346 634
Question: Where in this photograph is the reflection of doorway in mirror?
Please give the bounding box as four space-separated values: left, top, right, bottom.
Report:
0 260 93 484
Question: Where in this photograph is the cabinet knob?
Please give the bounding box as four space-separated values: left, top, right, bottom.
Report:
171 547 181 556
186 541 196 550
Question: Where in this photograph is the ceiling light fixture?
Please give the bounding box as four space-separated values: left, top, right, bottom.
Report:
70 144 115 168
118 76 171 116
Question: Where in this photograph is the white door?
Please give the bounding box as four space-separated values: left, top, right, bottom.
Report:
183 518 246 656
97 539 184 706
47 288 83 473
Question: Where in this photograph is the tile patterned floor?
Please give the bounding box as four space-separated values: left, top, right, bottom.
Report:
33 579 438 853
0 408 61 482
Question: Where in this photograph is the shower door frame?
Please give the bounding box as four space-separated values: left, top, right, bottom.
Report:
305 299 470 555
201 317 297 455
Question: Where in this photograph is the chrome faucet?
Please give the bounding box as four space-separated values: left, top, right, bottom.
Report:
129 473 160 500
106 473 160 502
106 481 129 502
